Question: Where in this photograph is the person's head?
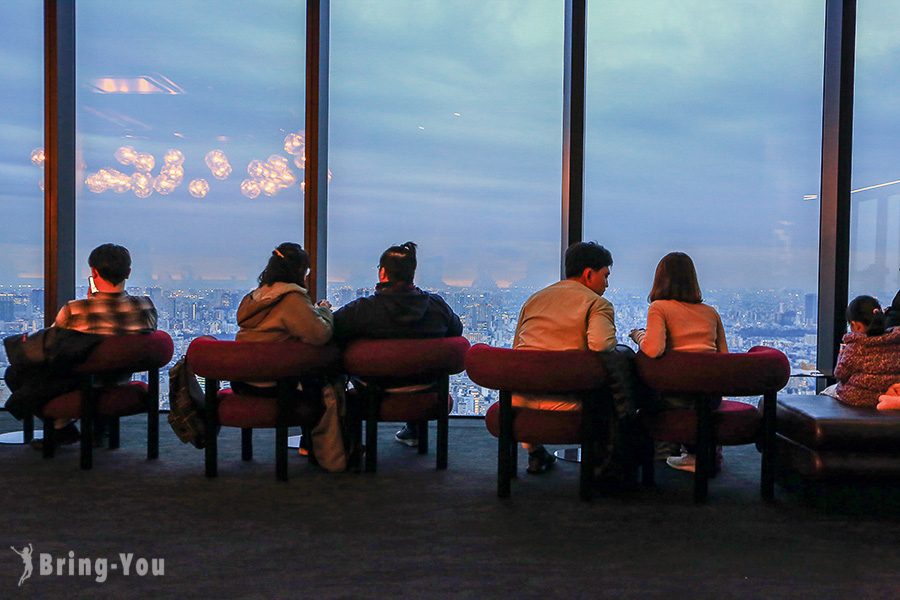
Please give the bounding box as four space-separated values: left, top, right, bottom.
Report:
846 295 885 336
258 242 310 287
648 252 703 303
564 241 613 295
378 242 417 284
88 243 132 286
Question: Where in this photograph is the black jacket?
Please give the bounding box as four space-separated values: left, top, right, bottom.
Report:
887 290 900 330
3 328 103 420
333 282 463 343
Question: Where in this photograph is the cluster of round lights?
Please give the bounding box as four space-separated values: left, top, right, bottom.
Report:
240 152 298 199
31 148 45 191
30 131 330 201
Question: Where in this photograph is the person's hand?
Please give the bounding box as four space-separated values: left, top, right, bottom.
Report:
317 299 332 309
628 328 645 344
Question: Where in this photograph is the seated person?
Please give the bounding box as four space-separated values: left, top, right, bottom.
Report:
885 288 900 330
333 242 463 446
629 252 728 473
833 295 900 407
235 243 346 471
512 241 618 474
39 243 157 446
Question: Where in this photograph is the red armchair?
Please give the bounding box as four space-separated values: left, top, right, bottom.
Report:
465 344 621 501
40 331 174 469
635 346 790 503
341 336 470 473
186 337 340 481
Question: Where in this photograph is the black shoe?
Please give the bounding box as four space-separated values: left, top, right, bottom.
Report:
31 423 80 451
394 424 418 447
527 448 557 474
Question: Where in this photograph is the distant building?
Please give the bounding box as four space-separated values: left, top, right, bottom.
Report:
0 294 14 321
804 293 817 325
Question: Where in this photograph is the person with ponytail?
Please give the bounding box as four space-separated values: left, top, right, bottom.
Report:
333 242 463 446
235 242 348 471
833 295 900 407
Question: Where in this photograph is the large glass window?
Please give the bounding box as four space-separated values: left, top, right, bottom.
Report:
850 2 900 310
76 1 306 405
0 3 43 404
584 0 825 393
329 0 565 415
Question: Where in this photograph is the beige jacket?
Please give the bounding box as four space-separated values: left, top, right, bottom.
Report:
513 279 617 352
236 282 333 345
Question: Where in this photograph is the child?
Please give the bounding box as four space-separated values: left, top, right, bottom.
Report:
833 295 900 407
629 252 727 472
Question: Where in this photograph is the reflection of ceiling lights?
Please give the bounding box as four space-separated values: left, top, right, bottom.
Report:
90 74 184 94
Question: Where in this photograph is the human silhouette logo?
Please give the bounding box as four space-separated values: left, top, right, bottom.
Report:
11 544 33 587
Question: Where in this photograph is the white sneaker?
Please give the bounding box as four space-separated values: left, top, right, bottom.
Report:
666 453 696 472
666 448 724 474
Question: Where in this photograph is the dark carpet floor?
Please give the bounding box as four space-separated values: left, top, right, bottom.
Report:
1 412 899 599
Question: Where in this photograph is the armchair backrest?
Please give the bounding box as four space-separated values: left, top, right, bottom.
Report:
465 344 608 393
342 336 470 378
634 346 790 396
74 330 174 374
186 336 340 382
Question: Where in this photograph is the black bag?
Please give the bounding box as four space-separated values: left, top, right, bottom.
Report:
167 357 210 449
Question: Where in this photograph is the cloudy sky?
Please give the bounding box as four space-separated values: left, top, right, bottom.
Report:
0 0 897 297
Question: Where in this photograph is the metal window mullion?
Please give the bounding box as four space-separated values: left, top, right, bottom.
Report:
44 0 76 326
816 0 856 378
561 0 586 276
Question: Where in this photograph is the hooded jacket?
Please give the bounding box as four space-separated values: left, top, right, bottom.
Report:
236 282 333 345
333 282 462 343
834 327 900 407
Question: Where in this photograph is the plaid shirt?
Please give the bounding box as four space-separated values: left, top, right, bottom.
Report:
54 292 157 336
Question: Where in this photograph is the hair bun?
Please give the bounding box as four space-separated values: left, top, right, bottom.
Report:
401 242 418 255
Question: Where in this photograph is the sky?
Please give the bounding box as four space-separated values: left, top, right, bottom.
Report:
0 0 897 298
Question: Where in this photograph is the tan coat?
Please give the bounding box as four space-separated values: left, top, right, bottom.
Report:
236 282 333 345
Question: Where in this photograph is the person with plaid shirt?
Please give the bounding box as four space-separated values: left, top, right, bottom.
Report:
54 244 157 335
35 244 157 447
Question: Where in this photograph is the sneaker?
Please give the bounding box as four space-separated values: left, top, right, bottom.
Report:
297 434 309 457
526 447 557 474
31 422 80 451
666 452 696 472
666 448 724 474
394 424 418 447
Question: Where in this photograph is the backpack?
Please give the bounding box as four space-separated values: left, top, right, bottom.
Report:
167 356 210 449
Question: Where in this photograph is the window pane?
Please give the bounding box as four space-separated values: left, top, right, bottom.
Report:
584 1 824 392
850 2 900 309
329 1 564 415
76 1 306 406
0 2 43 404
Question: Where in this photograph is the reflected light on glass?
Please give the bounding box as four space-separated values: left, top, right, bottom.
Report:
188 178 210 199
163 148 184 166
114 146 137 165
240 179 261 199
30 148 45 167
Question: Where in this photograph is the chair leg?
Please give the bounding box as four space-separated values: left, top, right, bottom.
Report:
417 420 428 455
24 414 34 444
147 368 160 460
241 428 253 461
694 397 712 503
80 378 95 471
579 391 603 502
276 424 288 481
436 380 449 469
204 379 219 478
42 418 55 459
761 391 777 502
108 417 120 449
498 390 512 498
365 391 379 473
